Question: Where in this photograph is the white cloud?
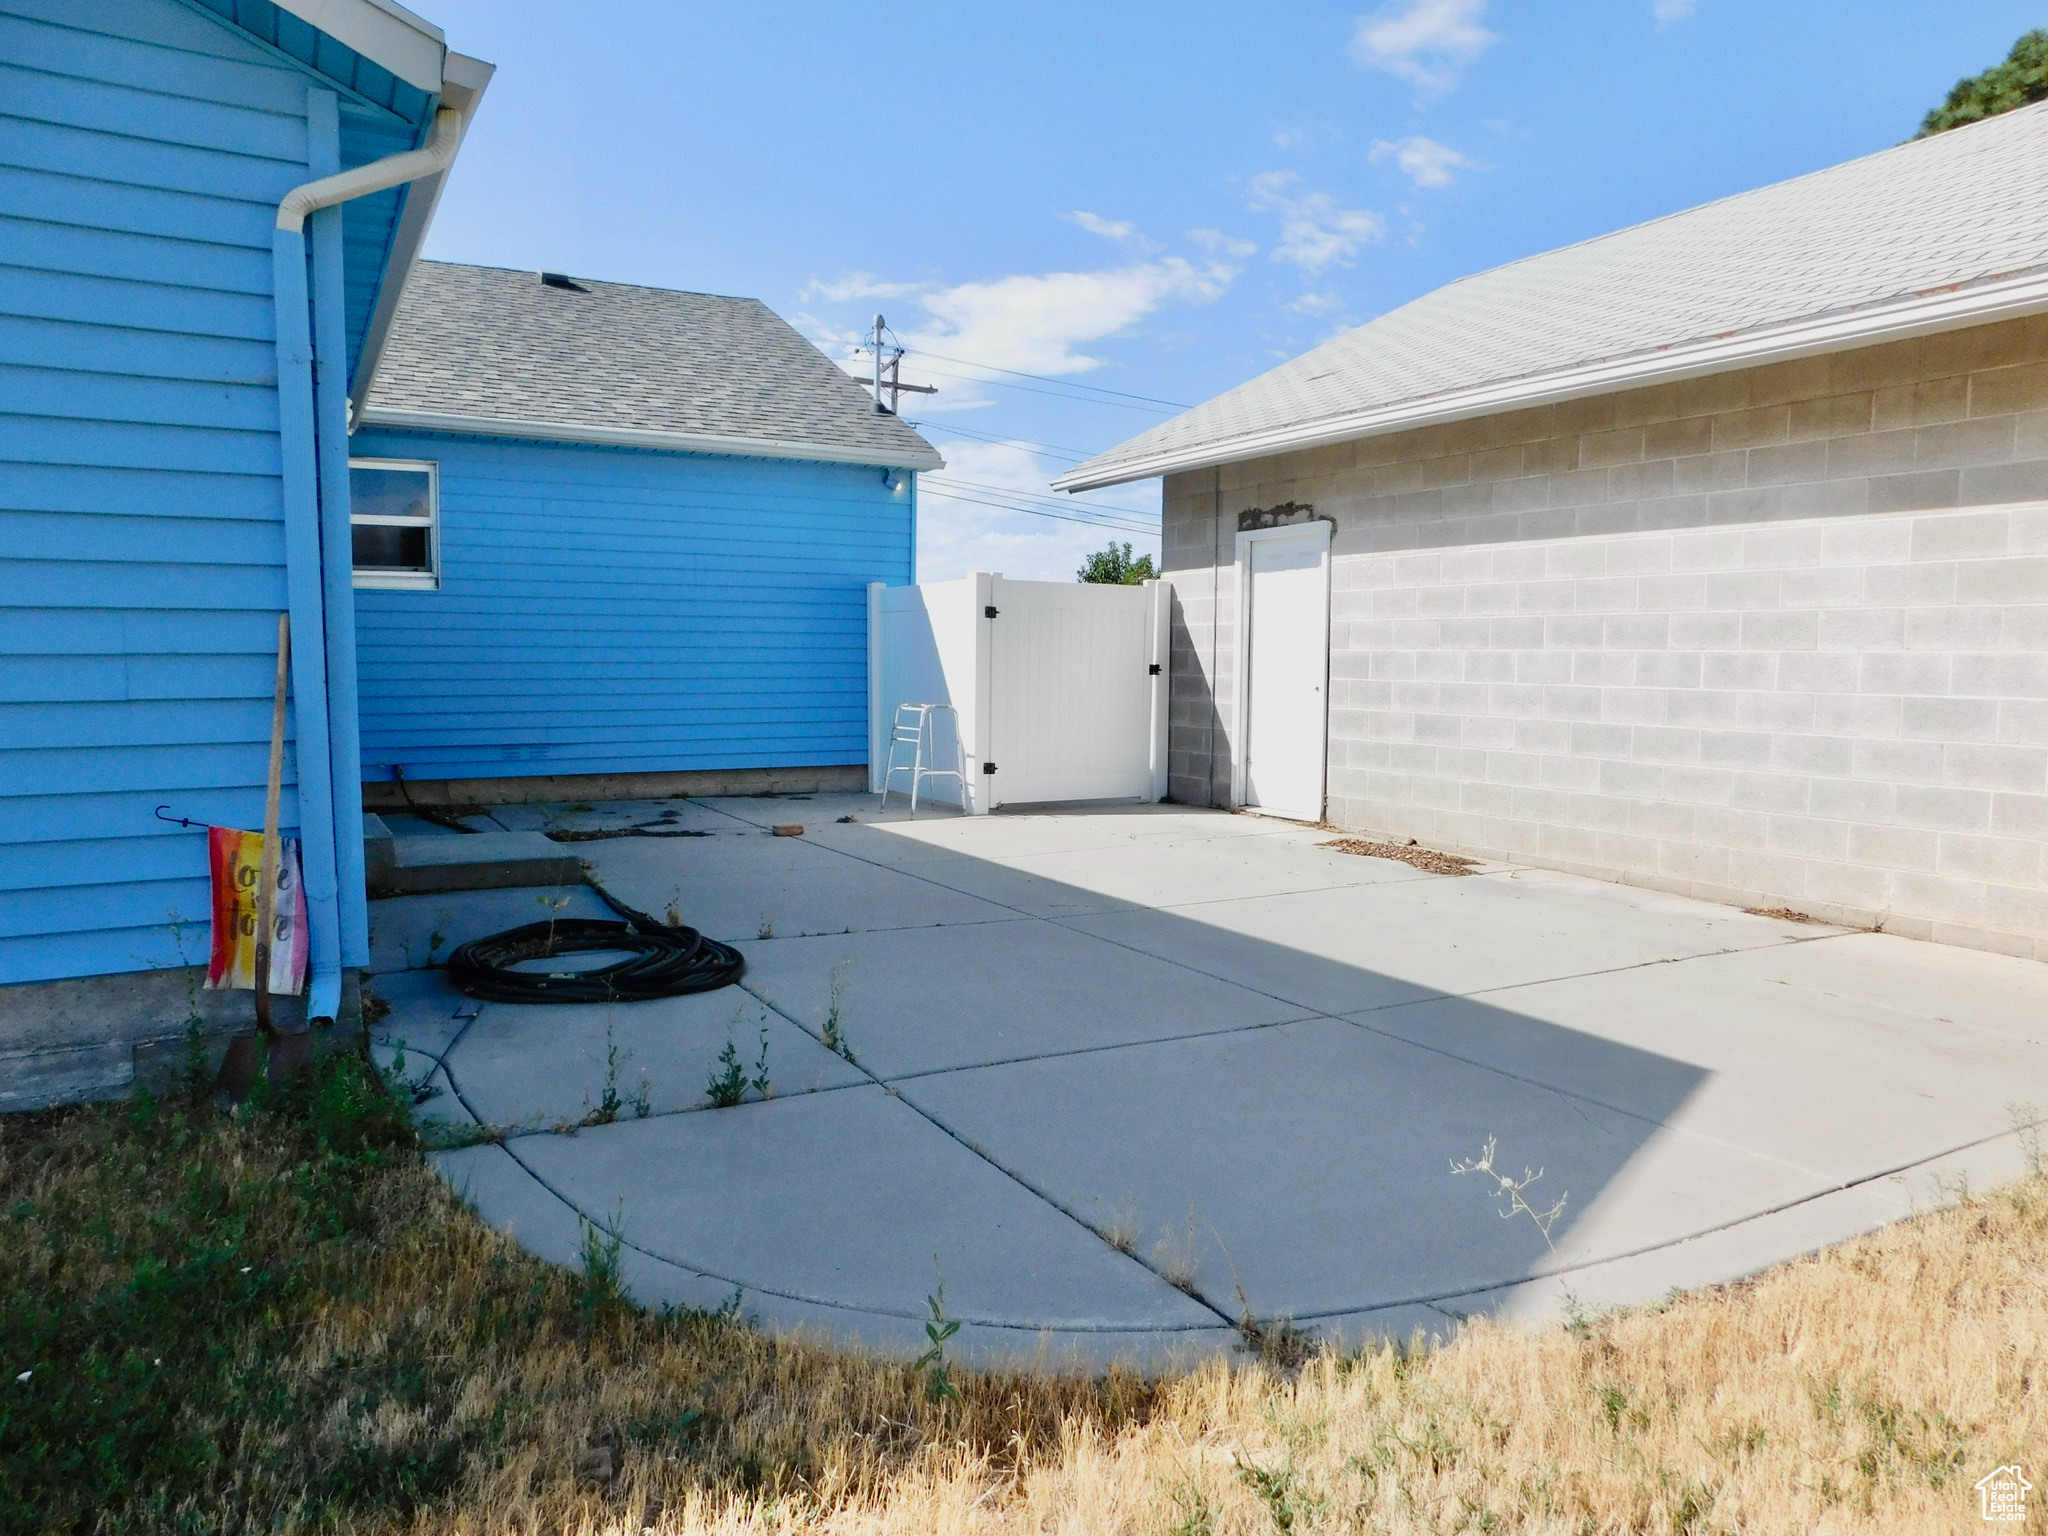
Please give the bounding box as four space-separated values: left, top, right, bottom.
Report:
800 243 1238 413
1064 210 1137 242
904 258 1233 393
1189 227 1258 259
796 221 1210 576
1247 172 1384 274
1369 135 1475 188
1652 0 1696 20
1286 290 1346 317
800 271 922 304
914 439 1161 583
1352 0 1495 91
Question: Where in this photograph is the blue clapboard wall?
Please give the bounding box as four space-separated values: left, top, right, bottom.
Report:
348 429 915 782
0 0 423 986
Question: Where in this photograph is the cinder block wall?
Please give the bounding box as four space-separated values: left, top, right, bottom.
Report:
1163 316 2048 959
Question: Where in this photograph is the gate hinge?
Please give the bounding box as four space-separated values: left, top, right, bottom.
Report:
984 605 999 618
982 762 997 774
1148 662 1162 675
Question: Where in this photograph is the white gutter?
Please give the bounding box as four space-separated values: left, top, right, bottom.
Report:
278 103 462 232
356 406 948 471
1053 267 2048 491
268 0 446 92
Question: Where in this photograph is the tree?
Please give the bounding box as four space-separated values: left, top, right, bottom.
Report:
1919 29 2048 137
1076 541 1157 584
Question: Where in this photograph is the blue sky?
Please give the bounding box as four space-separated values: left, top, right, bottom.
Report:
415 1 2041 580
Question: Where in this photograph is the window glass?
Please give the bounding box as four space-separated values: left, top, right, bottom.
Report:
351 523 430 571
349 460 437 589
351 466 432 522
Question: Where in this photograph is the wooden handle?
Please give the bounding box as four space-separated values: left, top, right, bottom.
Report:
253 612 290 1038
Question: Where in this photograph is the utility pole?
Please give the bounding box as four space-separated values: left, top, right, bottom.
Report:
871 314 885 413
865 314 937 416
884 352 935 414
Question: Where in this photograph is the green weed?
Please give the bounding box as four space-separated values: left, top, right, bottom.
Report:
821 963 855 1063
1165 1479 1216 1535
2011 1100 2043 1177
577 1208 626 1318
707 1018 770 1108
913 1258 961 1403
1233 1452 1302 1533
584 1021 625 1126
536 890 572 950
707 1037 748 1108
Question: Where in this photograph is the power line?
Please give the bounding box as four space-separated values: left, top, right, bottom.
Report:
846 358 1169 417
925 479 1155 525
923 485 1155 533
906 348 1192 409
902 361 1184 414
905 420 1093 464
926 475 1153 519
921 492 1153 537
917 487 1156 537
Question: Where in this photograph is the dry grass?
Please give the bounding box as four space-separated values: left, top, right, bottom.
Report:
1321 839 1479 877
530 1174 2048 1536
6 1063 2044 1535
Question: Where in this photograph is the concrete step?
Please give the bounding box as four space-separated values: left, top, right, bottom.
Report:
364 813 582 895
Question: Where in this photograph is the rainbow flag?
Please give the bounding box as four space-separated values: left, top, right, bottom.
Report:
206 826 308 994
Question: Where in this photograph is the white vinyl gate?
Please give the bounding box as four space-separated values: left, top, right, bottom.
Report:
868 573 1168 814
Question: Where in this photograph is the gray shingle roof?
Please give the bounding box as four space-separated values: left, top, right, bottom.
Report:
1058 101 2048 490
359 262 942 470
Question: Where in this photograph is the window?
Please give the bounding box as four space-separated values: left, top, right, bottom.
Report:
349 459 439 590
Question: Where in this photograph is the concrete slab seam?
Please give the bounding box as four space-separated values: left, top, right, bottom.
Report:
1281 1119 2046 1323
482 1121 1230 1334
727 972 1242 1330
429 1006 871 1141
1037 917 1872 1156
873 1011 1325 1087
683 798 1439 917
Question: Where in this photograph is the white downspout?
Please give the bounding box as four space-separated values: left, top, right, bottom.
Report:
269 104 463 1027
277 105 463 235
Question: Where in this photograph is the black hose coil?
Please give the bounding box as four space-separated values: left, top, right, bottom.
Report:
444 887 744 1003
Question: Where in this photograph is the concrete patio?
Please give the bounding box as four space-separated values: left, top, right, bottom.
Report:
365 793 2048 1368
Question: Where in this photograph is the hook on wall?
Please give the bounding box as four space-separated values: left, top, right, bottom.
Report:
154 805 204 830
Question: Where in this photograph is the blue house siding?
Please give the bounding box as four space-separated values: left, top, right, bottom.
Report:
348 429 914 783
335 115 410 384
181 0 435 124
0 0 417 986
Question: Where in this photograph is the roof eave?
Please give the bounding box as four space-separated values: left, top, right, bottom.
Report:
355 406 948 471
346 51 494 430
269 0 446 92
1053 268 2048 492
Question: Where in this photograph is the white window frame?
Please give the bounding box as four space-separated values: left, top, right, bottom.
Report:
349 457 440 591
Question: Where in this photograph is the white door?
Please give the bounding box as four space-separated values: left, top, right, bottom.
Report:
1240 527 1329 820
